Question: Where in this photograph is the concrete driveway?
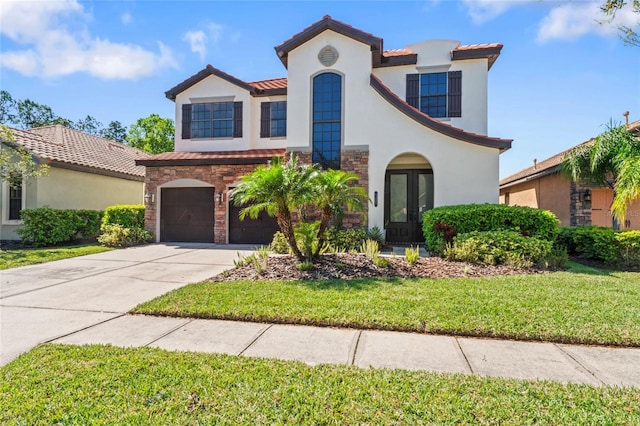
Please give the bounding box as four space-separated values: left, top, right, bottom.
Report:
0 243 254 366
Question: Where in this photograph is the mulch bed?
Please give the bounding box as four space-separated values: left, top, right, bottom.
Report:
212 253 545 282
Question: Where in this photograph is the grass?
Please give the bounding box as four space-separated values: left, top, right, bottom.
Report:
133 262 640 346
0 244 111 270
1 344 639 425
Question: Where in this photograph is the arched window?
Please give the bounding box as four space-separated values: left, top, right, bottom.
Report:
312 73 342 169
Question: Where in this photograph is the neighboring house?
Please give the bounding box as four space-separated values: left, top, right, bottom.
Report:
137 15 512 245
499 119 640 229
0 125 150 240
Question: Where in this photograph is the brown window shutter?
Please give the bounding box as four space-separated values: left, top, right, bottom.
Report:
233 102 243 138
406 74 419 109
260 102 271 138
181 104 192 139
448 71 462 118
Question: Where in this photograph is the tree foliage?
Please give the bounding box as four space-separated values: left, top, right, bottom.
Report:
100 121 128 143
0 125 49 185
562 121 640 220
74 115 103 136
126 114 175 154
601 0 640 46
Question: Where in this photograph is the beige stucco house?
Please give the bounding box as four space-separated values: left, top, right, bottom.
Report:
0 125 150 240
499 119 640 229
137 15 512 245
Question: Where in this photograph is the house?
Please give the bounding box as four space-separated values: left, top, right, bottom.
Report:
499 119 640 229
0 125 150 240
137 15 512 245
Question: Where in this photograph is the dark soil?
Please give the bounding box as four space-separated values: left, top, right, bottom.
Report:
212 253 546 282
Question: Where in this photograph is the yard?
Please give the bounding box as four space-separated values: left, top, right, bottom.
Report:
1 344 639 425
0 244 111 270
134 261 640 347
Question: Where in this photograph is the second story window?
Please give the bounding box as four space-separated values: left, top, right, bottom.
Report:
181 102 243 139
312 72 342 169
260 101 287 138
406 71 461 118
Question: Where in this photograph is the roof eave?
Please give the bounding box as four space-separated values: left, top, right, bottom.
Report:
451 45 503 70
165 65 256 101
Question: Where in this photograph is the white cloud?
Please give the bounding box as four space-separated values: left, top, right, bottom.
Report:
0 0 176 80
182 22 225 61
462 0 522 24
536 1 640 43
183 30 208 60
121 12 132 25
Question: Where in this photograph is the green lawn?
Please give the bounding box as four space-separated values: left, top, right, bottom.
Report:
1 344 638 425
133 262 640 346
0 244 111 270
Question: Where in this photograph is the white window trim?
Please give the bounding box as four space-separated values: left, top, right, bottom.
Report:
2 179 26 225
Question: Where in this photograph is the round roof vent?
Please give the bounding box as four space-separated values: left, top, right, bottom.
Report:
318 45 339 67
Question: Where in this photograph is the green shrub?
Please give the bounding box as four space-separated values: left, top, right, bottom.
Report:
17 207 103 247
325 228 367 252
444 230 553 268
423 204 559 255
366 226 385 246
269 232 290 254
615 230 640 266
405 246 420 265
557 226 618 263
97 224 152 248
101 205 145 229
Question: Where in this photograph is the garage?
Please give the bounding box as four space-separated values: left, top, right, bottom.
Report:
228 202 280 245
160 187 215 242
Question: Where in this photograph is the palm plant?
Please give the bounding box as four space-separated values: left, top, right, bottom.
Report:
229 156 318 261
562 121 640 220
311 169 369 256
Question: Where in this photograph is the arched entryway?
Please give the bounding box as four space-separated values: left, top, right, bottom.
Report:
384 153 434 243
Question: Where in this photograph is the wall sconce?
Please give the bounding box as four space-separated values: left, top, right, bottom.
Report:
216 190 224 206
374 191 378 207
583 189 591 203
144 192 155 204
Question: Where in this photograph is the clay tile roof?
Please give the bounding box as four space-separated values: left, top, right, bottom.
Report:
382 48 413 57
369 74 512 151
500 119 640 188
274 15 383 68
136 149 286 167
452 43 503 70
4 125 150 180
247 77 288 91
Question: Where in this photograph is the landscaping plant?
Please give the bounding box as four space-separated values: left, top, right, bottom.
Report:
97 205 151 247
17 207 102 247
405 246 420 265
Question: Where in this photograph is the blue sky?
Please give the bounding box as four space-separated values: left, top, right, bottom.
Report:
1 0 638 178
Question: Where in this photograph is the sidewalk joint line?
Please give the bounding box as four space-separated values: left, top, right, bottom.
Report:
41 313 126 344
143 317 194 347
350 330 363 366
239 323 273 356
455 337 474 374
554 343 605 385
0 304 123 314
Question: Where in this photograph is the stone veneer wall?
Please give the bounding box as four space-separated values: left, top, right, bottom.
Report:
569 180 592 226
289 149 369 229
144 163 264 244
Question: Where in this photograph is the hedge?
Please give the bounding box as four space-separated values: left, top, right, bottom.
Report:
101 205 145 229
17 207 103 247
557 226 640 265
422 204 560 255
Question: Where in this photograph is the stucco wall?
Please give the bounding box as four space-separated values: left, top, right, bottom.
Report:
285 30 501 232
499 173 571 225
1 167 143 240
174 76 288 152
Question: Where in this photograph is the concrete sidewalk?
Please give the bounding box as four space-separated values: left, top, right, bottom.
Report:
50 314 640 387
2 244 640 387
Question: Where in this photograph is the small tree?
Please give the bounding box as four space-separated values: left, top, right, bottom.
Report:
229 156 318 261
0 125 49 185
562 121 640 221
312 169 369 256
601 0 640 47
126 114 174 154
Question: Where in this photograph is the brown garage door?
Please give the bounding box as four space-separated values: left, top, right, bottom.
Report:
160 187 214 242
228 203 280 245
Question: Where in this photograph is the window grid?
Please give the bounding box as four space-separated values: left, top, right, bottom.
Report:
312 73 341 169
191 102 234 138
9 183 22 221
270 101 287 137
420 72 447 118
